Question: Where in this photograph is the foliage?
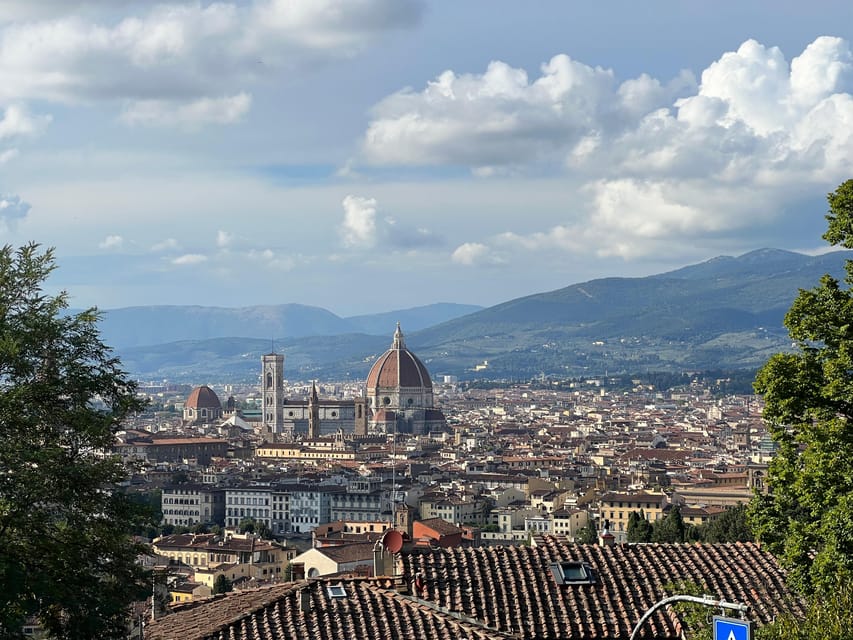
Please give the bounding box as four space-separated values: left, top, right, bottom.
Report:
0 244 151 638
664 580 713 640
652 505 686 543
127 489 163 539
238 517 272 539
576 518 598 544
750 179 853 595
700 505 753 543
212 575 233 595
756 583 853 640
627 510 653 543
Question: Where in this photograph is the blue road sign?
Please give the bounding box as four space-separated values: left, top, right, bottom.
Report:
713 615 751 640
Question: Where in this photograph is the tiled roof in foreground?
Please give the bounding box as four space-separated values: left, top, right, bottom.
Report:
145 538 804 640
145 578 509 640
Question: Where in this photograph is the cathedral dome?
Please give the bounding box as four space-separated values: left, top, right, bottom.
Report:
366 324 432 390
185 385 222 410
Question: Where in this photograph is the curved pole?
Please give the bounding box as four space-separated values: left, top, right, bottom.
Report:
629 594 749 640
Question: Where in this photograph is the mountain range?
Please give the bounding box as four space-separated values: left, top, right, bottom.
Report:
111 249 852 383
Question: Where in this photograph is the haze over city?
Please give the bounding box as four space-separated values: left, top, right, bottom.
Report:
1 1 852 314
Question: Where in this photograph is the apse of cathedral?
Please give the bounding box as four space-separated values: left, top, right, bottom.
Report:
260 324 446 440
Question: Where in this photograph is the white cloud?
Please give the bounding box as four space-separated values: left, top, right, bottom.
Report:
120 93 251 129
0 104 51 140
248 248 294 270
0 148 18 163
216 229 232 248
340 194 377 248
339 194 441 250
98 234 124 249
451 242 489 266
0 0 421 129
171 253 207 265
151 237 180 252
0 193 29 228
367 36 853 260
363 56 694 170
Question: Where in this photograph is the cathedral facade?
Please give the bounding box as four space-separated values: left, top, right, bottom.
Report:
260 324 445 440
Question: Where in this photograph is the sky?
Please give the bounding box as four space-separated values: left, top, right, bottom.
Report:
2 1 853 316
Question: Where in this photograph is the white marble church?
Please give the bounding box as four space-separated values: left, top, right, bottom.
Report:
260 324 445 440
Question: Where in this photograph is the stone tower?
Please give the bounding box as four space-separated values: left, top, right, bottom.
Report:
353 395 368 436
262 352 284 438
307 381 320 440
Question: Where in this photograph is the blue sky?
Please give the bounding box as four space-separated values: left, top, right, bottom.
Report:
1 1 852 315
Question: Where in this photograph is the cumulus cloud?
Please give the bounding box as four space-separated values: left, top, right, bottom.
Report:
340 194 377 248
451 242 489 265
0 104 52 139
171 253 207 265
216 229 232 248
0 193 30 228
363 56 694 169
0 0 422 128
366 36 853 260
98 234 124 249
248 248 294 270
340 195 439 251
121 93 251 129
151 237 180 252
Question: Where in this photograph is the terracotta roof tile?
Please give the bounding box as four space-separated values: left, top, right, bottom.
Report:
146 539 803 640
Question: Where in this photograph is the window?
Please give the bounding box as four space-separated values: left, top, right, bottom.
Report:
326 583 347 598
550 562 595 585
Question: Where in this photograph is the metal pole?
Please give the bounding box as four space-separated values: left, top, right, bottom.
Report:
629 594 749 640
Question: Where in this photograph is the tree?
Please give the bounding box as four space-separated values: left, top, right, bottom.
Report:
701 504 753 543
212 575 233 595
750 180 853 595
627 509 653 543
576 518 598 544
652 505 685 543
757 582 853 640
0 244 151 638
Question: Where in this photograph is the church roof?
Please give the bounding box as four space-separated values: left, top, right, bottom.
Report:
185 385 222 410
366 324 433 390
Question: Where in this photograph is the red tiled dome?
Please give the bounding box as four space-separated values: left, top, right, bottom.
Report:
185 385 221 410
366 324 432 390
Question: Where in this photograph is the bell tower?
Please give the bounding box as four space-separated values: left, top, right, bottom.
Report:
261 352 284 438
307 381 321 440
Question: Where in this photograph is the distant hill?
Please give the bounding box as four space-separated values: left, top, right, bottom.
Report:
95 302 482 349
111 249 853 382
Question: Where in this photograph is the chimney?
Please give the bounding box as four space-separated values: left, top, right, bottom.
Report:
300 589 311 614
599 531 615 546
373 541 385 577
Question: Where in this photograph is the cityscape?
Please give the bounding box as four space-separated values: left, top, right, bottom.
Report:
1 1 852 639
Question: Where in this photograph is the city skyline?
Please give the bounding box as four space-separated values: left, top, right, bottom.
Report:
1 1 852 315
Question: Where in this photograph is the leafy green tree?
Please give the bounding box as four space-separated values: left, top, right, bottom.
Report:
212 575 233 595
0 244 151 638
757 583 853 640
576 518 598 544
627 509 653 543
238 517 272 539
652 505 685 543
701 504 753 543
751 179 853 595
